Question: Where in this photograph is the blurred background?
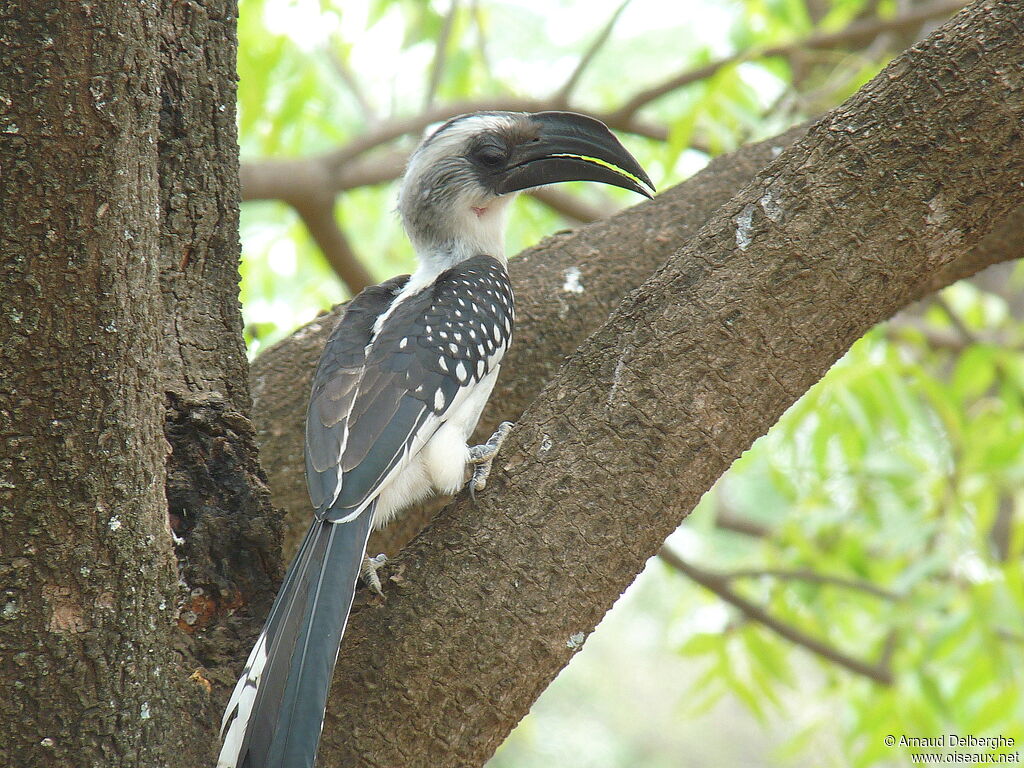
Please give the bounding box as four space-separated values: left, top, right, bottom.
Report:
236 1 1024 765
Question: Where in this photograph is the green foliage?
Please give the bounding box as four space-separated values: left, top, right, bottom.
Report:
698 298 1024 765
238 1 1022 765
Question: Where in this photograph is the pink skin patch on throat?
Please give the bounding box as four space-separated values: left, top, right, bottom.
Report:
472 206 489 218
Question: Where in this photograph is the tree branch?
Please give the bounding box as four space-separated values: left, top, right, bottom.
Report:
714 507 772 538
719 566 901 601
526 187 616 223
240 161 376 293
320 96 672 172
292 198 374 294
241 2 964 290
250 122 815 557
248 152 615 230
998 628 1024 644
606 0 966 123
290 5 1024 764
251 131 1024 565
932 293 982 346
885 315 971 352
658 548 895 684
325 97 546 168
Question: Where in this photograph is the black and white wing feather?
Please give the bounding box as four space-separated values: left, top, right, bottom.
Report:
307 254 515 522
304 274 411 513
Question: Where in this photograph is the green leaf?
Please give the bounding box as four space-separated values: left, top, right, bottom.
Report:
952 345 997 404
678 632 722 657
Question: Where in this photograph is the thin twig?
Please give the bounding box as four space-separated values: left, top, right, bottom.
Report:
553 0 632 106
932 294 982 346
425 0 460 110
998 628 1024 644
240 159 377 291
333 151 408 191
885 316 969 352
660 547 894 685
714 507 771 538
470 0 492 78
608 0 965 122
327 41 378 124
990 495 1012 564
326 97 542 168
887 313 1023 354
527 188 616 224
720 567 902 601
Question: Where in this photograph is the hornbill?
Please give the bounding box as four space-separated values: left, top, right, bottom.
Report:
217 111 654 768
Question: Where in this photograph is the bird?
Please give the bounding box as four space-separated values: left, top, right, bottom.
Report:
217 110 654 768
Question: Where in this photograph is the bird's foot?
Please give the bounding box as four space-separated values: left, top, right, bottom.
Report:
361 553 389 598
467 421 514 501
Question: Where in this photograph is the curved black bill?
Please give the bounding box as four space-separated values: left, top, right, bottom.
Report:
495 111 655 199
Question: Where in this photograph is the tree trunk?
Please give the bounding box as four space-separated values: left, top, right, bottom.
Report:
0 2 277 766
0 3 184 765
154 0 280 698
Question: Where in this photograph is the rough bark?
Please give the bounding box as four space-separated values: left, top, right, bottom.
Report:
0 2 278 766
157 0 249 412
301 2 1023 765
154 0 280 702
0 4 184 765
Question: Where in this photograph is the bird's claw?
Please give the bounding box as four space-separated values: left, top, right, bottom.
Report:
471 460 492 493
468 461 490 506
361 553 389 598
466 421 514 501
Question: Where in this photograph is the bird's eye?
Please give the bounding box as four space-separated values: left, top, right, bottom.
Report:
473 144 507 168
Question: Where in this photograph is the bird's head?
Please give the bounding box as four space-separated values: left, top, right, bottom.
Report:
398 110 654 266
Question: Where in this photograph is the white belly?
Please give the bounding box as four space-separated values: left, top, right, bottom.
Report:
370 367 500 529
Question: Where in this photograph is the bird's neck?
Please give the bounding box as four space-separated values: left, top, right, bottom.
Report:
406 197 513 292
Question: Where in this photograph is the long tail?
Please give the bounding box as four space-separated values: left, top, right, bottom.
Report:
217 509 373 768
